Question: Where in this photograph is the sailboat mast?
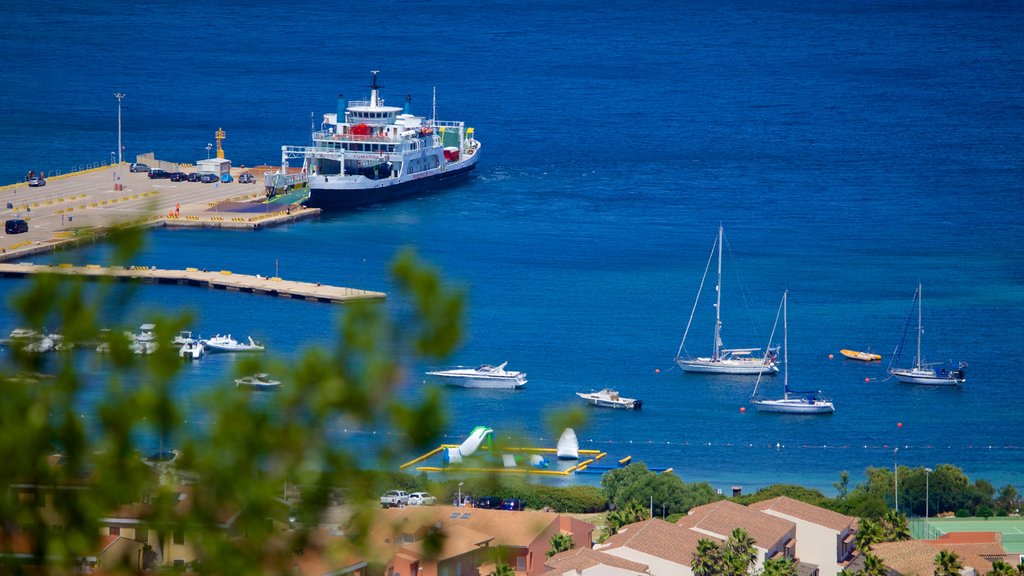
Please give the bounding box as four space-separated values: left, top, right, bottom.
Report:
782 291 789 399
916 283 923 370
712 225 723 361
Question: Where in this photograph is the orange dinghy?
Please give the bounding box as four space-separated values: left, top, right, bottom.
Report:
840 349 882 362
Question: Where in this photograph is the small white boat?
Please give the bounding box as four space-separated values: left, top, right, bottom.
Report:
202 334 265 353
576 388 643 410
235 373 281 390
888 283 966 386
23 335 55 354
425 361 526 389
751 292 835 415
134 323 157 343
172 330 196 345
131 340 158 355
178 339 206 360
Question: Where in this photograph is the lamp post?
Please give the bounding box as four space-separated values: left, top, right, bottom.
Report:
893 448 899 512
114 93 125 164
457 482 464 507
925 467 933 527
206 143 213 159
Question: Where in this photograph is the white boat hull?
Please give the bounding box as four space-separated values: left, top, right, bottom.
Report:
752 398 835 414
426 374 525 389
890 369 964 386
677 357 778 375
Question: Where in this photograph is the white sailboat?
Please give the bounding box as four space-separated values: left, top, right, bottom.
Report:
751 291 835 415
675 225 778 375
888 283 966 386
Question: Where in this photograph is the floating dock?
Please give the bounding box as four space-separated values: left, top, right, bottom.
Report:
0 262 385 304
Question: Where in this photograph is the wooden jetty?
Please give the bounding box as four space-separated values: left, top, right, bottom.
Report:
0 262 385 304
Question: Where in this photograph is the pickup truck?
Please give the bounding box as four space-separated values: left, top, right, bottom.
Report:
380 490 410 508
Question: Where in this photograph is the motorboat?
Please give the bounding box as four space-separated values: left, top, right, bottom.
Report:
751 292 835 415
675 226 779 375
179 339 206 360
425 361 526 389
840 349 881 362
172 330 196 345
576 388 643 410
202 334 265 353
888 283 966 386
131 340 157 355
235 373 281 390
134 323 157 343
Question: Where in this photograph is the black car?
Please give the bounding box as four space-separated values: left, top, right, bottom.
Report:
472 496 503 509
238 173 255 184
200 173 219 183
501 498 524 511
169 172 188 182
129 163 150 173
5 218 29 234
187 172 201 182
148 168 170 179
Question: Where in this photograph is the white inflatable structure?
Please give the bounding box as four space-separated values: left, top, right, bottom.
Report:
445 426 493 464
556 428 579 460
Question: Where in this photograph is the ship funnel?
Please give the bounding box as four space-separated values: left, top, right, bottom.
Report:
336 93 344 124
404 94 412 115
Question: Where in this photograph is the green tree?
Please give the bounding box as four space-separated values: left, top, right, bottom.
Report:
606 502 650 536
490 562 515 576
996 484 1018 513
834 470 850 500
987 560 1017 576
723 527 757 576
855 518 883 552
0 236 464 574
735 484 831 508
547 533 574 558
934 550 964 576
879 510 910 541
691 538 725 576
601 462 719 517
761 557 798 576
860 552 888 576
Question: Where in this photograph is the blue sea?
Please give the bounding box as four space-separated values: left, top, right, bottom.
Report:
2 0 1023 495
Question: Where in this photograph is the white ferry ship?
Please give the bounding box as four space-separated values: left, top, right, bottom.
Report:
272 71 480 210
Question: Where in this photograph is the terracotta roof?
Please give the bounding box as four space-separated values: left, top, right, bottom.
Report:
399 524 493 561
873 539 1009 576
546 547 649 575
749 496 856 532
933 531 1000 544
373 506 574 549
292 530 368 576
601 518 707 568
677 500 795 549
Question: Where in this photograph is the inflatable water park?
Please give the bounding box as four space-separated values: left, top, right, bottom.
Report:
400 426 674 477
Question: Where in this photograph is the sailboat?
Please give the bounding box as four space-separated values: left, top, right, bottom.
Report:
751 291 835 414
888 283 966 386
675 225 778 375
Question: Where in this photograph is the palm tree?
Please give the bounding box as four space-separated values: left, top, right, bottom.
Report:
986 560 1017 576
491 562 515 576
724 527 758 575
860 552 888 576
880 510 911 541
605 502 650 536
692 538 725 576
761 557 798 576
934 550 964 576
547 533 575 558
855 518 883 552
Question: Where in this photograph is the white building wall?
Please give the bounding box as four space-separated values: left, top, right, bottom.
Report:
603 547 693 576
760 512 841 576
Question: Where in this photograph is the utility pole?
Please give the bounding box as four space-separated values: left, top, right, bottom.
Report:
894 448 900 512
115 93 125 164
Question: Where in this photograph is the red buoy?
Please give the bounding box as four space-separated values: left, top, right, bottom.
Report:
655 368 661 374
864 377 870 383
740 407 746 413
897 422 903 429
828 353 834 359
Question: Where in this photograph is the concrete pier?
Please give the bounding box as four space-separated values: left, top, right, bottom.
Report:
0 262 385 304
1 164 319 262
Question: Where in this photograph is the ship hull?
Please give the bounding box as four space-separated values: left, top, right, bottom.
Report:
304 161 477 210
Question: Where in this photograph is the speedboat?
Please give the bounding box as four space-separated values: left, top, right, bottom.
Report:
576 388 643 410
172 330 196 345
235 373 281 390
134 323 157 343
178 339 206 360
425 361 526 389
202 334 265 353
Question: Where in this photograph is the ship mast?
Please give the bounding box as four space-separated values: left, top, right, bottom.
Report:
369 70 381 107
712 224 723 361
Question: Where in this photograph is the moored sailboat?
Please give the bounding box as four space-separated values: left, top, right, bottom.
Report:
675 225 778 375
751 291 835 415
888 283 966 386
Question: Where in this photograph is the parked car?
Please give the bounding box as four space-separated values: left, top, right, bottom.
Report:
238 173 255 184
187 172 201 182
380 490 410 508
501 498 524 511
169 172 188 182
472 496 503 509
407 492 437 506
148 168 170 179
5 218 29 234
28 176 46 187
129 163 150 173
200 173 219 183
220 173 234 183
452 494 473 508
